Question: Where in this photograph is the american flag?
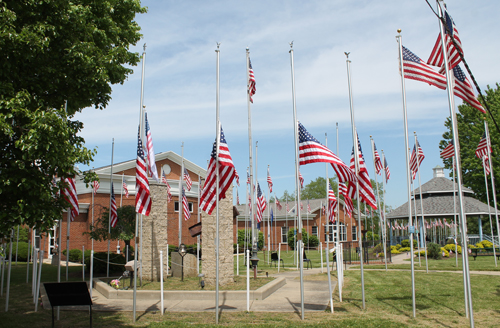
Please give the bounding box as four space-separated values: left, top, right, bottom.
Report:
444 218 451 228
384 157 391 183
453 65 485 113
236 189 240 205
427 8 463 72
300 202 303 210
135 129 151 216
328 182 337 223
256 183 266 223
275 197 282 211
299 171 304 188
183 168 192 191
409 141 425 180
267 167 273 193
63 177 79 221
339 182 348 197
110 184 118 228
235 170 240 186
286 201 289 212
92 180 100 195
483 157 491 176
166 181 172 202
200 126 236 215
161 171 168 184
246 170 250 185
339 182 353 218
440 141 455 159
401 46 447 90
373 142 383 175
349 134 377 210
144 112 159 182
307 200 311 214
122 181 129 198
475 133 490 159
298 122 356 183
248 58 256 103
182 187 190 220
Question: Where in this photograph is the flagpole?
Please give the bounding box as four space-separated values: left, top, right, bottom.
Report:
452 159 458 267
197 171 201 274
214 43 221 324
335 125 340 257
414 133 429 273
484 119 500 263
345 51 366 309
396 32 416 317
289 41 305 320
267 165 271 264
411 178 421 267
133 42 146 323
245 48 257 275
245 167 249 252
107 138 114 278
120 173 124 207
370 137 387 270
179 143 184 247
481 157 496 265
325 134 334 313
380 153 389 247
436 3 474 323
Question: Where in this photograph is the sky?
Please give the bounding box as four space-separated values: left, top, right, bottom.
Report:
74 0 499 210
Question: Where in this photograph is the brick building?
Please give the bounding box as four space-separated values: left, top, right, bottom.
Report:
36 151 206 259
234 198 366 251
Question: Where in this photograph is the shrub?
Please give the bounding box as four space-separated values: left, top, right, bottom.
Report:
391 249 401 254
62 248 83 262
373 243 383 254
415 250 426 256
401 239 418 248
478 240 493 248
395 244 401 250
10 242 32 261
399 247 411 253
427 243 441 259
443 244 461 254
441 247 450 257
468 244 476 249
446 239 455 245
287 229 315 250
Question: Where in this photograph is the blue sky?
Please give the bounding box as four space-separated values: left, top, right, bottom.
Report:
75 0 499 210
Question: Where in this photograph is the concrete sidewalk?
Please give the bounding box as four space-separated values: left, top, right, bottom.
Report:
52 267 336 313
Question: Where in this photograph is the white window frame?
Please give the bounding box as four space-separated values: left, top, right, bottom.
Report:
351 226 357 241
281 226 289 243
174 201 193 213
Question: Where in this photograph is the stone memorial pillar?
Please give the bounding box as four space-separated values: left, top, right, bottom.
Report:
202 192 234 286
141 184 169 281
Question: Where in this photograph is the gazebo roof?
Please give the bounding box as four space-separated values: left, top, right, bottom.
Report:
387 167 494 219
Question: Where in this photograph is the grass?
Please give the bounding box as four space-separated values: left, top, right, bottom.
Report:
362 254 500 271
103 276 274 291
2 259 500 327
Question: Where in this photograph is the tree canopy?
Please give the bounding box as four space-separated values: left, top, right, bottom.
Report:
0 1 146 234
86 205 136 248
440 83 500 204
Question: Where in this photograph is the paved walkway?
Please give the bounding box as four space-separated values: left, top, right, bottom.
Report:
77 267 335 313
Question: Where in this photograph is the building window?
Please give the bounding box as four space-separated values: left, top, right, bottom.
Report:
338 223 347 242
174 201 193 212
281 227 289 243
325 223 347 242
324 224 334 242
352 226 357 241
311 226 318 237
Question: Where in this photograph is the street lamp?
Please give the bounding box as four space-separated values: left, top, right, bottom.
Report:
179 243 187 282
250 244 259 279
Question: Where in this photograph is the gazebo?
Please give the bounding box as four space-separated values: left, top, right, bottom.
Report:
387 165 498 246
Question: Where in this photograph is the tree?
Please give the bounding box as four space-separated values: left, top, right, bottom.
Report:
87 205 136 249
0 1 146 233
440 83 500 205
301 176 338 200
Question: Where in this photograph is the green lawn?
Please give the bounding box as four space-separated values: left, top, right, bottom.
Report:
1 260 499 327
363 255 500 271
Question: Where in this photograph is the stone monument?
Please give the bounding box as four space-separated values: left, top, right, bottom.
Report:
140 184 169 281
201 191 234 286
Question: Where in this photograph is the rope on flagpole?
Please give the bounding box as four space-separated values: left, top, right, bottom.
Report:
424 0 500 134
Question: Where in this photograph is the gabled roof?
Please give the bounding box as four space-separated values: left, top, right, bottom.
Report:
95 150 206 177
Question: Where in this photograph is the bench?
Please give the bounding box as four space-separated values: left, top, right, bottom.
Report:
303 250 312 270
270 252 284 268
471 247 500 260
